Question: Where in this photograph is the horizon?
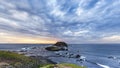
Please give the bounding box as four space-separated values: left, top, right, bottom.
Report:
1 43 120 45
0 0 120 44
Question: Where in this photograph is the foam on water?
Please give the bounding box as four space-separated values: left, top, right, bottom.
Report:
97 63 110 68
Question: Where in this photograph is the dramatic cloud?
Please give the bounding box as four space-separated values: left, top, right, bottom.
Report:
0 0 120 43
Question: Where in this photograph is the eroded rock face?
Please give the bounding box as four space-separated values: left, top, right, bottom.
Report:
45 42 68 51
45 46 61 51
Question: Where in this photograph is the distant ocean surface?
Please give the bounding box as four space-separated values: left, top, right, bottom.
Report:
0 44 120 68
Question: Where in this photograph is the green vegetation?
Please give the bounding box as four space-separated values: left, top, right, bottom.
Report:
0 51 39 68
40 64 54 68
0 51 32 62
40 63 86 68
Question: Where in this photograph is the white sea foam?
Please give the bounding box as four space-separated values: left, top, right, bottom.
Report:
97 63 110 68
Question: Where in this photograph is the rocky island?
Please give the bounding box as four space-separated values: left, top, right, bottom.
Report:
45 42 68 51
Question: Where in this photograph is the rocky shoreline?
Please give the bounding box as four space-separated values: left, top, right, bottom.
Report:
0 46 85 68
0 42 86 68
0 50 57 68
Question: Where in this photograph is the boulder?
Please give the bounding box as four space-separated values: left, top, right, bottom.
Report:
75 55 81 58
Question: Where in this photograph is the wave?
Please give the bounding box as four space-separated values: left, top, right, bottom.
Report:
96 63 110 68
85 60 111 68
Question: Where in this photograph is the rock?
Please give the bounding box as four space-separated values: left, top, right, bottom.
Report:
31 47 37 49
0 62 14 68
45 46 61 51
69 53 74 58
45 41 68 51
56 53 62 56
108 56 116 59
75 55 81 58
54 42 68 47
19 50 27 52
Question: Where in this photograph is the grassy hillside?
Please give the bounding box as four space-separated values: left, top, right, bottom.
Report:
40 63 86 68
0 51 39 68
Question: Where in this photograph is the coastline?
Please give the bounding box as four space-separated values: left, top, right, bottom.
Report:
0 50 56 68
0 45 85 68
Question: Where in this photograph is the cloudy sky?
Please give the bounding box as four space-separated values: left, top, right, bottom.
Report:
0 0 120 44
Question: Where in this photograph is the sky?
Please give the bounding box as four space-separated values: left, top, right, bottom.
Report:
0 0 120 44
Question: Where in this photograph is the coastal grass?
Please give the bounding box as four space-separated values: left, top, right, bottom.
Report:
0 51 31 62
0 51 39 68
40 63 86 68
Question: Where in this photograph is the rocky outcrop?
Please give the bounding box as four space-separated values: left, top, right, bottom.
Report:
45 46 61 51
45 42 68 51
54 42 68 47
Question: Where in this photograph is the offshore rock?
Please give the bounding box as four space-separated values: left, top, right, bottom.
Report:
45 42 68 51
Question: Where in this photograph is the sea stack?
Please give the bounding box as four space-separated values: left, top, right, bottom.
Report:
45 41 68 51
54 42 68 47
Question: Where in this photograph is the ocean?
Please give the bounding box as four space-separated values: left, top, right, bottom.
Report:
0 44 120 68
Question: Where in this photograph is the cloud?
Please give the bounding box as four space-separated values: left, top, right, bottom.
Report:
63 30 89 37
9 10 29 21
0 31 59 44
0 0 120 43
102 35 120 42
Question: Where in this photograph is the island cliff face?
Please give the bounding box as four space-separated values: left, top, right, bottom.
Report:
54 42 68 47
45 41 68 51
